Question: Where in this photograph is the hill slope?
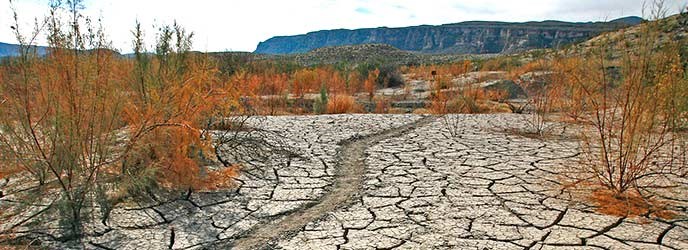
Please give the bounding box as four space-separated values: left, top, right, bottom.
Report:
293 44 419 65
255 17 641 55
289 43 490 66
579 13 686 50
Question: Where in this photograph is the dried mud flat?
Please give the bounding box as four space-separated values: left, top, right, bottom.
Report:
6 114 688 249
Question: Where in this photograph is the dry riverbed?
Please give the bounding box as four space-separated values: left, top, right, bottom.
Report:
3 114 687 249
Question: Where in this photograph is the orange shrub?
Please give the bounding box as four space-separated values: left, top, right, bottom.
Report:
374 97 392 114
199 164 242 191
263 73 288 96
292 68 318 97
508 59 549 79
429 85 448 114
0 2 254 239
327 95 361 114
431 87 492 114
364 69 379 100
345 71 363 95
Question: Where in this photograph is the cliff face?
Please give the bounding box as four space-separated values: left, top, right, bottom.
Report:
255 18 641 55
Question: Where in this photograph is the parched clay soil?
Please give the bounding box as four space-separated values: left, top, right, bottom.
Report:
1 114 686 249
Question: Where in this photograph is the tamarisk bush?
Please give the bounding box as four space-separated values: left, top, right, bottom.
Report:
567 6 687 197
0 1 240 240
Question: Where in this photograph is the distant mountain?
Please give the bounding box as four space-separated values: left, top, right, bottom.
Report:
609 16 644 25
255 17 644 55
0 42 47 57
0 42 125 59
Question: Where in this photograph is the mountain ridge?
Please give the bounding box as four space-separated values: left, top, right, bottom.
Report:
0 42 48 58
254 16 643 55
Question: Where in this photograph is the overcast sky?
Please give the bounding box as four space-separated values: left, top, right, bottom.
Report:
1 0 686 52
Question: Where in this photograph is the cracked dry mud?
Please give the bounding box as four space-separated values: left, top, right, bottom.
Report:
28 114 427 249
216 116 436 250
271 114 688 250
5 114 687 249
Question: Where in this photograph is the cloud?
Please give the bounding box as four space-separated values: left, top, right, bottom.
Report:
452 3 498 15
355 7 372 15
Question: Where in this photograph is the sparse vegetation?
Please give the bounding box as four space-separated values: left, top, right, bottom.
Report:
573 20 686 196
510 60 563 136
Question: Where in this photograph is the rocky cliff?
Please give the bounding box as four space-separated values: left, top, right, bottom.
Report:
255 17 642 55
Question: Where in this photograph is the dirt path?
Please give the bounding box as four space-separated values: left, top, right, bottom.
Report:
210 116 435 250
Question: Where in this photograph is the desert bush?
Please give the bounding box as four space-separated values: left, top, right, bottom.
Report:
344 70 363 95
363 69 379 100
551 57 588 122
511 59 564 136
450 91 481 114
430 72 492 136
326 95 360 114
313 85 328 114
288 67 351 98
433 89 493 137
570 8 687 196
0 2 132 238
429 64 495 115
0 2 241 240
377 64 404 88
433 74 452 90
352 62 405 89
125 21 240 191
374 97 391 114
440 113 463 137
429 75 450 114
207 57 416 115
291 68 319 98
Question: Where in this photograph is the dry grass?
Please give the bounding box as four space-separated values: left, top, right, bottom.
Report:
412 108 433 114
386 108 409 114
562 178 679 219
198 164 242 191
590 189 676 219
